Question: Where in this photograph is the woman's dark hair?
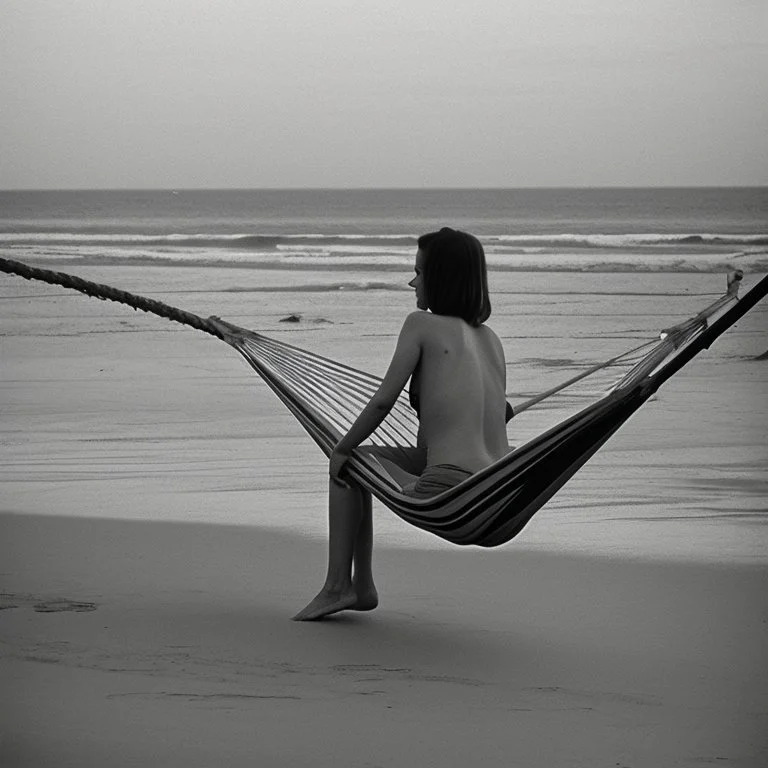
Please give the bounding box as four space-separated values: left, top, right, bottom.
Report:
416 227 491 326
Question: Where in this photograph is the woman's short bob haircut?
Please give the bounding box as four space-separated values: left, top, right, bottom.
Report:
416 227 491 326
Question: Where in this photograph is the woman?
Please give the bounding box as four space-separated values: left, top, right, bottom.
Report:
292 227 510 621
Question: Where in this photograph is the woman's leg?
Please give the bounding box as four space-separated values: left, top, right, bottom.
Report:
292 478 375 621
351 487 378 611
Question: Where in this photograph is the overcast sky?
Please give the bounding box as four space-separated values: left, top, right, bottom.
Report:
1 0 766 189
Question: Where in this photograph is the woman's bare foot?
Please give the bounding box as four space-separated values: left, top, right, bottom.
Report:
352 582 379 612
291 586 358 621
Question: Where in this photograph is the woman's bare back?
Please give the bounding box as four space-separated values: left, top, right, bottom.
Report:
412 314 509 472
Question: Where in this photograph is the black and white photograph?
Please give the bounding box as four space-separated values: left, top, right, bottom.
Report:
1 1 766 766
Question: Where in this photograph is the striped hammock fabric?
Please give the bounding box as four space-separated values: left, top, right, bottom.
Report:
1 257 766 547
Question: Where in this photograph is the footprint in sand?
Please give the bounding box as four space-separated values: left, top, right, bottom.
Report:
33 599 97 613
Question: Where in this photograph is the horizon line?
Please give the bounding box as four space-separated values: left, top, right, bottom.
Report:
1 184 767 193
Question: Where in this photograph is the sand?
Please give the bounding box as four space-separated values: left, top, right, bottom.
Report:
1 266 767 765
2 513 767 767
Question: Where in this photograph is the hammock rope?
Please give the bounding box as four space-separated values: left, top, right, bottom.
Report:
2 256 766 547
0 257 225 339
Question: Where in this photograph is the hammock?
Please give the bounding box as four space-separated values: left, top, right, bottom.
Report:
2 257 766 547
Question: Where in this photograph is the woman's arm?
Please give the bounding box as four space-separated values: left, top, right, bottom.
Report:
331 312 424 478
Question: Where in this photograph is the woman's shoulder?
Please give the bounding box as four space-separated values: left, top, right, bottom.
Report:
401 310 458 335
401 310 439 332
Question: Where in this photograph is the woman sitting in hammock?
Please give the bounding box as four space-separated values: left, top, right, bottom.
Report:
291 227 510 621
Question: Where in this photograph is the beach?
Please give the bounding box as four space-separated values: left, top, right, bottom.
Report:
1 188 767 765
2 263 767 766
2 262 766 558
1 513 767 767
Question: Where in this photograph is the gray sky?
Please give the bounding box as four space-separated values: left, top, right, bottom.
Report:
1 0 766 189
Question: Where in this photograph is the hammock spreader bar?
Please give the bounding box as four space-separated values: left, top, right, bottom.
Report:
2 256 766 547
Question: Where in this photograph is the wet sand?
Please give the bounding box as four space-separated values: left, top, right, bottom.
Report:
1 265 767 765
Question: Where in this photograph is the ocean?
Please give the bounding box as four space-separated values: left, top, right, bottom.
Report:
1 188 766 562
1 187 767 273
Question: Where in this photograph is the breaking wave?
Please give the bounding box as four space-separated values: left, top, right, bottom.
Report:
1 231 766 250
2 230 766 274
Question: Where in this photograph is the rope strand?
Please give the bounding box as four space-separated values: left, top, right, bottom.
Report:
0 257 225 339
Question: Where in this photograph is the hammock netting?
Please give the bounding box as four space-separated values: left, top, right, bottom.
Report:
2 256 766 547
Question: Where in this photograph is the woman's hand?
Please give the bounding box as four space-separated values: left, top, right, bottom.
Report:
329 446 351 488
